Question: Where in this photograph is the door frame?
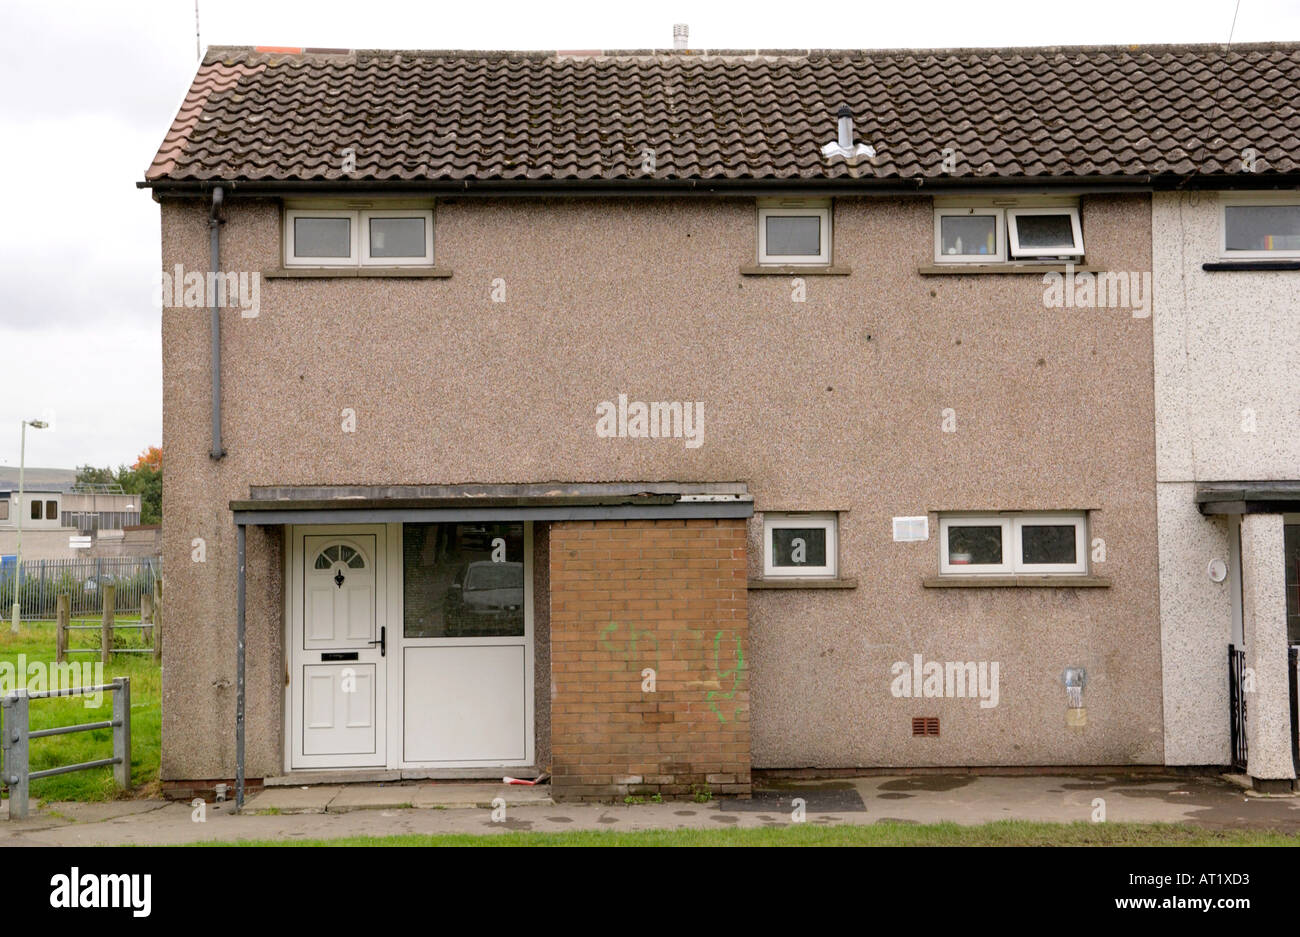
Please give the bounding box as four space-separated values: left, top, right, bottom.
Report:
283 521 535 773
286 524 388 770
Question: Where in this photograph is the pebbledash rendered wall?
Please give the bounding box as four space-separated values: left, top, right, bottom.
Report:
158 192 1161 784
1152 190 1300 775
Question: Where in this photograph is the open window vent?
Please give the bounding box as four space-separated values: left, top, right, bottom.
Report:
912 717 940 737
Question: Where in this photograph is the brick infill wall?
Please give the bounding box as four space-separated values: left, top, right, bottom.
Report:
549 518 750 801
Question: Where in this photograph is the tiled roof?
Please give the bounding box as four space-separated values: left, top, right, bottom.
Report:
143 43 1300 186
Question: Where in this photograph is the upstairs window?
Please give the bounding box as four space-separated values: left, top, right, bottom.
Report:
1007 208 1084 260
758 200 832 266
1221 198 1300 258
935 208 1004 261
934 203 1083 263
285 207 434 267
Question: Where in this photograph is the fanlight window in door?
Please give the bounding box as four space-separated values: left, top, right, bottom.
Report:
314 544 367 570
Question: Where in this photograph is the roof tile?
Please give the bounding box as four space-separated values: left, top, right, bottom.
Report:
145 43 1300 184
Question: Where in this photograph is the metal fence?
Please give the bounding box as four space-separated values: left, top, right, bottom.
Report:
1 677 132 820
0 557 160 621
1229 644 1248 772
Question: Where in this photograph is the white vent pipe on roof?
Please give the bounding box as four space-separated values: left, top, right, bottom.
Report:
821 104 876 160
837 105 853 150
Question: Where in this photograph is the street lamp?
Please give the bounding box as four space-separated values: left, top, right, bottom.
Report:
11 418 49 632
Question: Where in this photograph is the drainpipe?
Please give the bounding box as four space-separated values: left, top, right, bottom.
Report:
209 186 226 460
235 522 246 809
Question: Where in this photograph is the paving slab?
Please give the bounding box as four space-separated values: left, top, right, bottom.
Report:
408 782 552 808
264 770 400 787
0 773 1295 845
243 786 343 814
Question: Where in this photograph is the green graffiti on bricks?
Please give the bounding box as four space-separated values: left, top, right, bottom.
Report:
599 621 659 660
706 630 744 723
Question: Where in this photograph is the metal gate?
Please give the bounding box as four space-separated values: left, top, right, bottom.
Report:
1229 644 1248 772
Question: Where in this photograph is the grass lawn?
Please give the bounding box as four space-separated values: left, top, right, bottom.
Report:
200 822 1300 847
1 619 161 803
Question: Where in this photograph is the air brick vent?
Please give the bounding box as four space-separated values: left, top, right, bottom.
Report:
912 716 940 737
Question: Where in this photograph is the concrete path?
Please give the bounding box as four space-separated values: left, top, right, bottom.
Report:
1 774 1296 845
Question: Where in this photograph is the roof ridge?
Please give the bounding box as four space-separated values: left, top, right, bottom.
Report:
203 40 1300 62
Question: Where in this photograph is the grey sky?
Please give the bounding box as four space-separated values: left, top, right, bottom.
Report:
0 0 1295 470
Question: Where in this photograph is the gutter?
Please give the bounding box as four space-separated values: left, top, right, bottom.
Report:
209 186 226 460
139 173 1300 198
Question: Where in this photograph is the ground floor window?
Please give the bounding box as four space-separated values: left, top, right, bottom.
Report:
762 512 838 578
939 513 1088 575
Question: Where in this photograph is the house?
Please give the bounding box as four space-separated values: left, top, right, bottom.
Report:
0 489 74 561
140 42 1300 802
1153 190 1300 792
0 473 145 561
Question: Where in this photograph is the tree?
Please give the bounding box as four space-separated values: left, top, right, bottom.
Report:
74 464 117 487
74 446 162 524
120 447 162 525
133 446 162 473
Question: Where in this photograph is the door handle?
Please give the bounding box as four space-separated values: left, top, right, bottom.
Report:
368 626 386 657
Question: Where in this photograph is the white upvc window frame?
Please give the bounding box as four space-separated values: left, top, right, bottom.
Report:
762 512 838 578
1219 194 1300 259
933 207 1006 263
1013 513 1088 575
940 512 1088 576
757 205 832 266
359 209 435 267
939 516 1013 575
284 209 360 267
1006 207 1085 260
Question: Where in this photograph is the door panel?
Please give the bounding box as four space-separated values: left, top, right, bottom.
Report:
303 663 376 755
346 586 374 642
307 586 336 642
303 536 375 650
403 645 527 762
396 522 534 767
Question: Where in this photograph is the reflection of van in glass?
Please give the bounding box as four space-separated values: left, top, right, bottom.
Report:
443 561 524 635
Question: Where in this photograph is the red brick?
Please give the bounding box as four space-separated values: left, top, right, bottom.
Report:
550 517 750 800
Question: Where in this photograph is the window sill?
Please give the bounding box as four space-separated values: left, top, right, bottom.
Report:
264 267 453 279
1201 261 1300 272
740 265 853 276
918 263 1095 275
748 577 858 590
922 575 1110 589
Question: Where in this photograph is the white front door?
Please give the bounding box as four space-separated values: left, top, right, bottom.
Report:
286 522 533 771
290 527 387 768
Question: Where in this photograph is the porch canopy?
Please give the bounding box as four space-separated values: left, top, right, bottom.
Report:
231 481 754 525
1196 481 1300 515
228 482 753 807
